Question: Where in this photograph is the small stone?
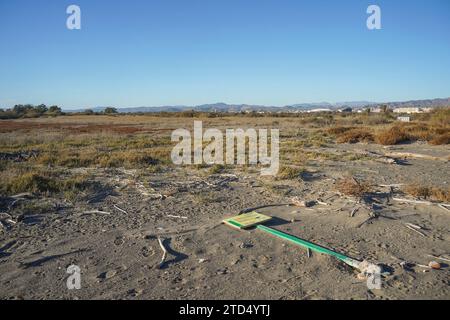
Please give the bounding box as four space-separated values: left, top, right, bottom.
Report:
428 261 441 270
98 270 117 280
216 268 227 275
239 242 253 249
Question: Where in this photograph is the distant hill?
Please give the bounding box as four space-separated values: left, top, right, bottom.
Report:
64 98 449 113
385 98 450 108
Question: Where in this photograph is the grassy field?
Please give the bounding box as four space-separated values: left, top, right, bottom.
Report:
0 109 449 198
1 109 450 300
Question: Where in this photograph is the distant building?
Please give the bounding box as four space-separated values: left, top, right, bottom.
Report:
393 107 432 114
338 107 353 113
307 108 333 113
397 116 411 122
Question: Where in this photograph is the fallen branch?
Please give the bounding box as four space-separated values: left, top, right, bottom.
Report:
356 216 376 228
350 207 359 218
404 222 423 230
378 184 405 188
157 237 168 268
10 193 33 199
392 197 433 205
405 224 426 237
167 215 188 220
113 205 127 214
384 152 449 162
83 210 111 215
426 254 450 263
393 197 450 211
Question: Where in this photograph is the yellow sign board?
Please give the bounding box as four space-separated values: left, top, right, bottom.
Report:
223 212 272 229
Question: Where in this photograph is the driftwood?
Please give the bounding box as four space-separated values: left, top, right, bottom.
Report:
166 214 188 220
10 193 33 199
82 210 111 215
113 205 127 214
404 224 427 237
384 151 449 162
157 237 168 268
378 184 405 188
426 254 450 263
353 150 398 164
350 207 359 218
392 197 433 205
393 197 450 212
404 222 423 230
0 213 17 229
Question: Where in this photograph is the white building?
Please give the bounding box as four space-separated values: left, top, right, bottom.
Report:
397 116 411 122
393 107 432 114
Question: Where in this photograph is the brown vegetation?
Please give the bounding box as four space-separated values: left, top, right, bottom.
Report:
335 128 374 144
336 177 372 197
375 126 410 145
403 184 450 202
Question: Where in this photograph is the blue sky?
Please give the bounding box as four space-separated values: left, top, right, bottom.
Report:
0 0 449 109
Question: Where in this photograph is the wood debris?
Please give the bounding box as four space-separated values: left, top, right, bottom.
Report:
113 205 127 214
404 224 426 237
157 237 168 268
167 215 188 220
83 210 111 215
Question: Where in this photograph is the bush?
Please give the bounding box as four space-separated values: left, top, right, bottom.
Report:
0 170 93 196
403 184 450 202
336 177 371 197
277 166 305 180
429 132 450 145
336 129 374 144
375 126 410 145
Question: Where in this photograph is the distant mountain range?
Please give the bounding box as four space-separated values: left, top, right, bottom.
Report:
65 97 450 113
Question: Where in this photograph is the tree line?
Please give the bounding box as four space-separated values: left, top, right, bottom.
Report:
0 105 118 119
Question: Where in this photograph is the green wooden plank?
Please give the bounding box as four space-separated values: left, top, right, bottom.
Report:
257 225 356 264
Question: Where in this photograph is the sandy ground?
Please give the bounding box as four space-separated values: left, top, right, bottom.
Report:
1 142 449 300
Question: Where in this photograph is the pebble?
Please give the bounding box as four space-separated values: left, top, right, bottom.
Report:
98 270 117 280
428 261 441 270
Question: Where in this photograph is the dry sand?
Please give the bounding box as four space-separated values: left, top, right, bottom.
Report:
1 141 449 300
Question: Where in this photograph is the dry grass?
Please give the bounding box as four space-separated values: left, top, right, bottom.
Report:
375 126 410 145
375 123 449 145
326 108 449 146
429 132 450 145
403 184 450 202
327 126 356 135
335 128 374 144
336 177 372 197
277 166 305 180
0 165 96 197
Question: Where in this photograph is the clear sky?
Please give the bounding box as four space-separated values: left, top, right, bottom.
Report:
0 0 449 109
